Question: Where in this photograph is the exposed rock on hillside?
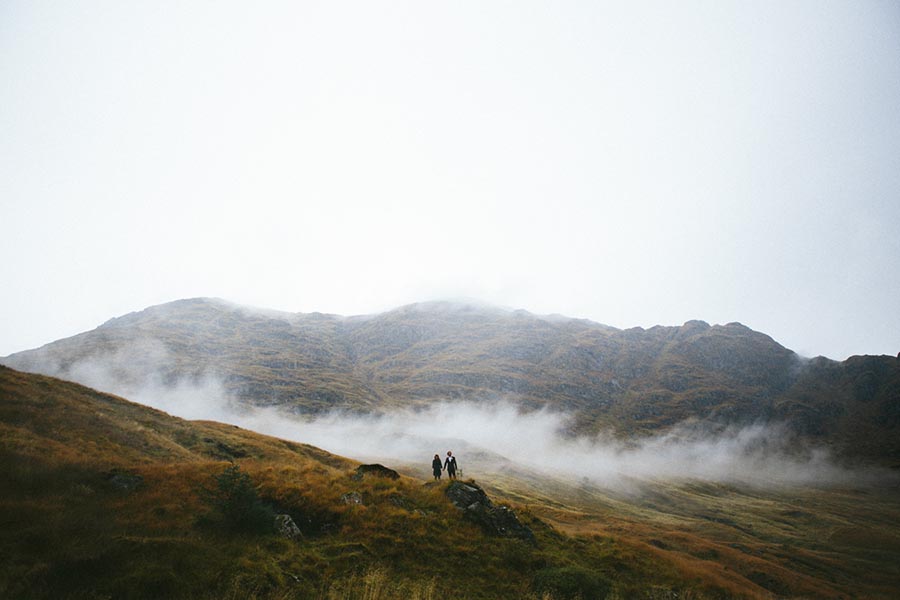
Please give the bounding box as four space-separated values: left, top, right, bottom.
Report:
340 492 363 506
445 481 535 544
353 464 400 480
274 514 302 540
105 470 144 492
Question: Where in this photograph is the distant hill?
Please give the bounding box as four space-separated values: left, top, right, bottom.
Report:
4 298 899 461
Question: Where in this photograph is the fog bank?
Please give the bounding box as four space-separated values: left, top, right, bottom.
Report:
236 402 859 488
11 345 881 489
121 373 873 489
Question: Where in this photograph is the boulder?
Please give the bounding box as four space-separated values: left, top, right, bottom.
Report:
106 470 143 492
353 464 400 480
274 514 302 540
445 481 535 544
341 491 363 505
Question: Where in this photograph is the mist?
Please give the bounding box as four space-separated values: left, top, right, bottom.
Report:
235 401 862 489
7 338 881 489
26 343 878 490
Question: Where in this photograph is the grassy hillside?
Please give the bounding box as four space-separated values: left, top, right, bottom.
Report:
3 366 899 598
433 461 900 600
2 365 748 599
5 298 899 462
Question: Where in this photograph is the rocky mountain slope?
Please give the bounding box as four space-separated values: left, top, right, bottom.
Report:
4 298 899 461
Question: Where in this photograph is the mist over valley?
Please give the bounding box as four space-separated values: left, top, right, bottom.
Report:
3 299 900 599
4 298 898 485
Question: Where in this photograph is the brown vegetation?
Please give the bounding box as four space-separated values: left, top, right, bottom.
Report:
3 362 899 598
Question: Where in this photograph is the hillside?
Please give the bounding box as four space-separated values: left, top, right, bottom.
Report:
3 365 900 599
0 365 785 599
4 298 899 462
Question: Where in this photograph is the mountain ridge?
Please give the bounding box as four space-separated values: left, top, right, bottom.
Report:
94 297 766 340
4 298 898 462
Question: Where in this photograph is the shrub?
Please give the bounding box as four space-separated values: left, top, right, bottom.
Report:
532 566 612 600
199 464 275 534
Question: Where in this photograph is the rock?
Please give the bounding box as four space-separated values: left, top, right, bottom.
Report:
445 481 535 544
274 514 302 540
352 464 400 481
106 470 143 492
341 491 363 505
445 482 489 509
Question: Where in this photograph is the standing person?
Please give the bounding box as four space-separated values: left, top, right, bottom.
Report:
444 451 458 480
432 454 442 480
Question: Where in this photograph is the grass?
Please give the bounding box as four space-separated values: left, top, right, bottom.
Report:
3 364 899 599
448 460 900 599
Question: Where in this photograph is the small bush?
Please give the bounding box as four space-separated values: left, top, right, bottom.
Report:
199 464 275 534
532 566 612 600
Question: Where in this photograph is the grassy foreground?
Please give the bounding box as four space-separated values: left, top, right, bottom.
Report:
463 465 900 600
2 365 898 599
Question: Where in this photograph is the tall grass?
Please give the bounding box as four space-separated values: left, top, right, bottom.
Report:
316 568 436 600
7 366 895 600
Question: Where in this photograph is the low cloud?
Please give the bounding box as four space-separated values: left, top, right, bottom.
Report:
11 345 885 489
235 402 866 488
129 376 874 489
11 338 240 421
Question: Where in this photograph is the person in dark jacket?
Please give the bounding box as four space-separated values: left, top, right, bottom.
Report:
444 451 458 479
432 454 443 480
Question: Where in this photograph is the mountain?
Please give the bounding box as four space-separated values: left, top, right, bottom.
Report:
4 298 900 461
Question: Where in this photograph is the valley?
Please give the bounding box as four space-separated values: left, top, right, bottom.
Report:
2 298 899 598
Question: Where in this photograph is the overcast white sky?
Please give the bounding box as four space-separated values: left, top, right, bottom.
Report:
2 1 899 360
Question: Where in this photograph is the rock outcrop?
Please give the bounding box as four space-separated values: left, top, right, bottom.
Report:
341 491 363 505
106 470 143 492
353 464 400 480
445 481 535 544
274 514 302 540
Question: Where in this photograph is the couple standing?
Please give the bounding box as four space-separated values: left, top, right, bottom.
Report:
432 451 459 480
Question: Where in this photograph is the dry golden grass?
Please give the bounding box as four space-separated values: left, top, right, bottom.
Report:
4 364 899 599
466 463 900 599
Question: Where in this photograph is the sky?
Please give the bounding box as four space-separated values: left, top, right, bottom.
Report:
2 1 899 361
